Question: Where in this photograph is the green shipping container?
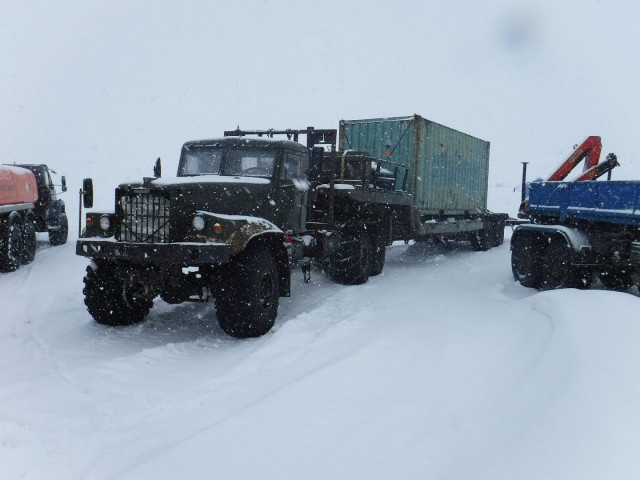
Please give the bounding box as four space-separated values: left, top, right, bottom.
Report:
339 114 490 216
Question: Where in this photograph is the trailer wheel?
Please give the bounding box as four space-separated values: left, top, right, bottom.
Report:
328 230 372 285
49 214 68 246
0 216 24 272
83 263 152 326
471 225 492 251
511 232 543 288
491 221 505 247
540 236 591 290
216 245 280 338
21 214 37 265
599 268 634 291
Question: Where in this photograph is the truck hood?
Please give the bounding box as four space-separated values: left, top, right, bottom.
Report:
116 175 276 220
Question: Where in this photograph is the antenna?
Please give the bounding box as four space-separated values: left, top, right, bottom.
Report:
235 74 240 128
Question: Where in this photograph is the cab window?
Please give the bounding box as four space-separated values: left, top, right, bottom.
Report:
224 149 275 177
283 152 304 179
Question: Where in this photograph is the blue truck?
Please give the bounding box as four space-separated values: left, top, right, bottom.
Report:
511 138 640 291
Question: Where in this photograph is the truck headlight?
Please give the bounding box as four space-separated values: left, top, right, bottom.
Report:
99 215 111 231
192 215 206 231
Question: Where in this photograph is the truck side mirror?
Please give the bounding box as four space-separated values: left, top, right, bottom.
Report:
61 176 67 192
83 178 94 208
154 157 162 178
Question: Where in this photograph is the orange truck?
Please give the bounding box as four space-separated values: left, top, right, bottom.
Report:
0 164 68 272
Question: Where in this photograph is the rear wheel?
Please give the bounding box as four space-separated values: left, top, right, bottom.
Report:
540 236 591 290
0 216 24 272
83 263 152 326
216 245 280 338
369 232 386 277
21 214 37 265
328 230 372 285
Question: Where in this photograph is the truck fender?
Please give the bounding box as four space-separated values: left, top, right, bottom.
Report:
200 212 291 297
512 224 592 260
5 210 24 225
243 233 292 298
198 212 283 256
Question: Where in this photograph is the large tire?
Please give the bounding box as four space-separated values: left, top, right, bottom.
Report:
328 230 372 285
540 236 591 290
49 214 68 246
369 238 386 277
491 221 505 247
215 245 280 338
0 216 24 272
471 224 492 251
83 263 152 326
22 214 37 265
511 232 544 288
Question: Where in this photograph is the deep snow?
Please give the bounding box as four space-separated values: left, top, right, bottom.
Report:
3 0 640 478
1 221 640 479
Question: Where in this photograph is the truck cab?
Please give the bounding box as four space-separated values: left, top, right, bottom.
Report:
175 137 309 234
14 164 68 245
77 137 313 339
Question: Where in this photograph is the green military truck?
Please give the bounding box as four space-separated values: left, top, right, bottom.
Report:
77 115 506 338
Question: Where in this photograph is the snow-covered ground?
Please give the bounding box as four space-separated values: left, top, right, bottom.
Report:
1 224 640 479
3 1 640 478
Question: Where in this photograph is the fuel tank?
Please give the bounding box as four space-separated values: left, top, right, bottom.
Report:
0 165 38 207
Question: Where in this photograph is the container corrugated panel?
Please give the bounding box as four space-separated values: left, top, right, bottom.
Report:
339 115 490 215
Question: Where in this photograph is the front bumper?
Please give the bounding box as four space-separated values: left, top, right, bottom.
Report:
76 239 230 264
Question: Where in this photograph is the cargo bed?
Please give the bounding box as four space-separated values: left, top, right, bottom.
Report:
528 180 640 227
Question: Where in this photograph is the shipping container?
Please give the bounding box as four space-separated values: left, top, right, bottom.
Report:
339 114 490 216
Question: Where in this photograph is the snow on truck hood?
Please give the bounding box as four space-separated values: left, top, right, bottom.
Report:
152 175 271 186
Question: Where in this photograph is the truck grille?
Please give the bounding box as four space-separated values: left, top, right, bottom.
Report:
118 193 170 243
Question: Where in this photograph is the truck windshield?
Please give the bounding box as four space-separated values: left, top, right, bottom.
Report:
223 149 275 177
181 146 223 175
179 146 276 178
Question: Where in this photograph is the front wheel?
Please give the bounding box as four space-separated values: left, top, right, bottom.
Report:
83 263 152 326
215 245 280 338
511 233 544 288
49 214 68 246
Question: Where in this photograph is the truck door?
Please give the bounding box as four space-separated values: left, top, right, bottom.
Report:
276 151 308 233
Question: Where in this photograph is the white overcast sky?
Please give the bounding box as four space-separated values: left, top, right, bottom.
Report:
2 0 639 196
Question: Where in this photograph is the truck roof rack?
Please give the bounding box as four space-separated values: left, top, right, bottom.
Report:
224 127 336 150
